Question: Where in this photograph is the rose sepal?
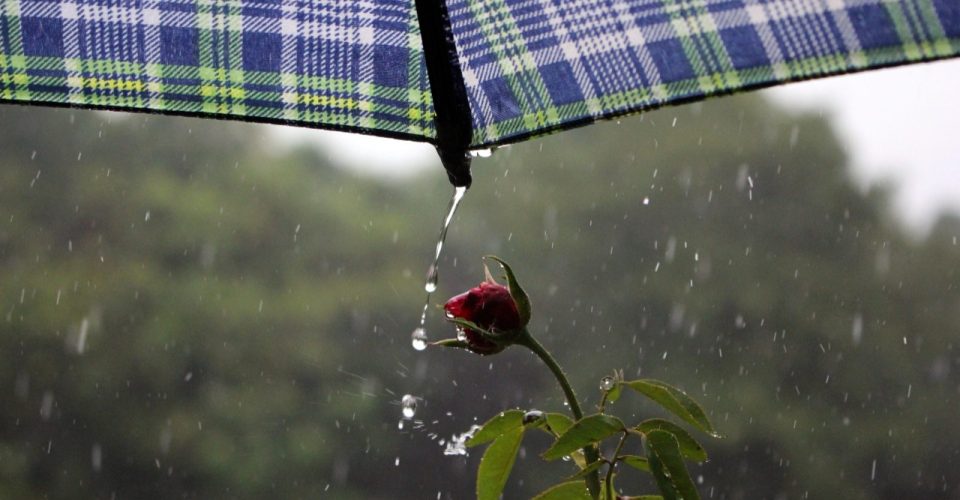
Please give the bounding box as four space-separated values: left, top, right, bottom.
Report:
484 256 531 327
432 338 471 350
447 317 525 346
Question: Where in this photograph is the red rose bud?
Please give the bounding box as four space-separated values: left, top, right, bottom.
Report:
444 282 524 355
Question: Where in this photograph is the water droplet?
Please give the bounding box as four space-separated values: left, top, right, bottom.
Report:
851 313 863 345
76 317 90 354
522 410 544 425
425 266 438 293
91 443 102 472
411 327 428 351
424 186 467 294
600 376 616 391
397 419 405 430
642 197 650 205
443 425 481 456
416 186 469 334
40 391 54 421
401 394 418 419
469 148 493 158
456 327 468 342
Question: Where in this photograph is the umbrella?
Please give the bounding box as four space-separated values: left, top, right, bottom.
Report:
1 0 957 186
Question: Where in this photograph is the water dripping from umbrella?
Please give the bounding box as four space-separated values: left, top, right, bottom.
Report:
411 185 468 351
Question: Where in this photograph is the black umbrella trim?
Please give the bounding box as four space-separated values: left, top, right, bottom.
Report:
415 0 474 188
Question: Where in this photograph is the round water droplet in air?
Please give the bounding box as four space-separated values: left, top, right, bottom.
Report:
401 394 418 419
642 197 650 205
600 376 616 391
522 410 544 425
411 327 428 351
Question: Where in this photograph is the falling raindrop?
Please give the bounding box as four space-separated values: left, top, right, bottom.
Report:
411 327 428 351
642 197 650 205
851 313 863 346
91 443 103 472
40 391 54 421
599 376 615 391
76 317 90 354
401 394 418 419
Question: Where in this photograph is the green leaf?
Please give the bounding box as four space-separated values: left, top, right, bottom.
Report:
564 459 605 481
431 338 470 350
468 410 524 447
620 455 651 473
485 256 531 326
635 419 708 462
531 480 592 500
606 382 623 404
623 380 720 437
545 413 575 438
646 430 700 500
477 426 525 500
620 496 664 499
543 414 625 460
646 442 678 500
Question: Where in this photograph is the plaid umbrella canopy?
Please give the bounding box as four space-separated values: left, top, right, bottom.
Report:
1 0 958 186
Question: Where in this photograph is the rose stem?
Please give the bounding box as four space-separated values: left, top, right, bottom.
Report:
518 330 603 499
605 431 629 500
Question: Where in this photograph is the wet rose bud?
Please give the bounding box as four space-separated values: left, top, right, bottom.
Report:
444 282 523 355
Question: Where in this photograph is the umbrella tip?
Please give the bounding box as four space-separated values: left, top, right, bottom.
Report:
439 148 472 188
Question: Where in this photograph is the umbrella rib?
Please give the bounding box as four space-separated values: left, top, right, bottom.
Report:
415 0 475 188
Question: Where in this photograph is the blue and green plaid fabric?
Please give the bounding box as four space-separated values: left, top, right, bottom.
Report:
2 0 959 148
447 0 960 147
0 0 434 141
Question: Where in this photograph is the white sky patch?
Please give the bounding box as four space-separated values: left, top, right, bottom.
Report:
766 59 960 235
271 124 435 179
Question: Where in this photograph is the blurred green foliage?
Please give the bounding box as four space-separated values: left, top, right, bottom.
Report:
1 94 959 499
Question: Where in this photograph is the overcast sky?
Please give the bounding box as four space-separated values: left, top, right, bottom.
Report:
278 59 960 235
